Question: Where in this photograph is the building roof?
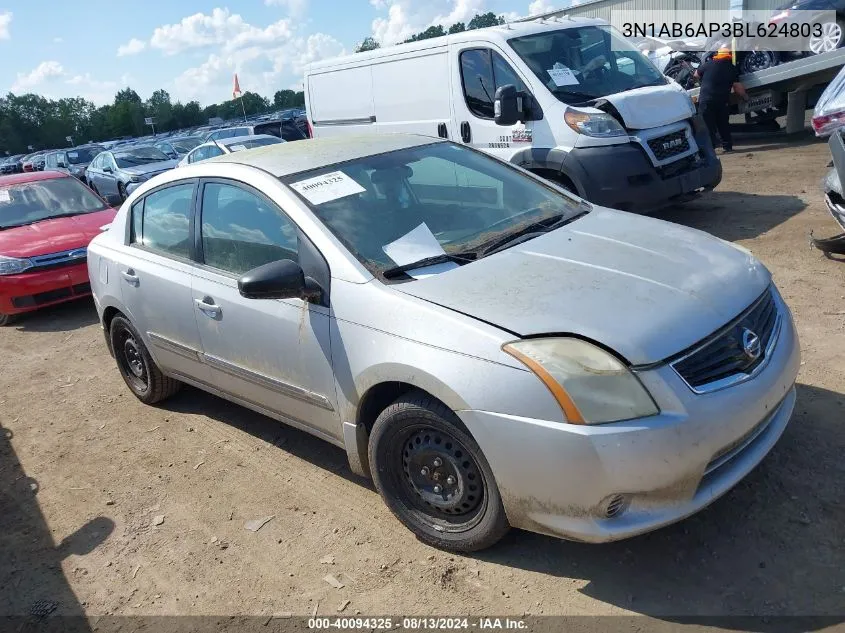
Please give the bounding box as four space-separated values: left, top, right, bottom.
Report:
207 134 442 177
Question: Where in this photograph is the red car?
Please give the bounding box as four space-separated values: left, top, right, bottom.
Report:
0 171 117 325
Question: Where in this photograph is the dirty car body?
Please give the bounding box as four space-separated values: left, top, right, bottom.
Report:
87 135 800 550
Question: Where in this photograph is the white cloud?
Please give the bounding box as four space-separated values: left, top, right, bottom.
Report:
148 8 291 56
431 0 485 27
528 0 556 15
10 61 115 104
117 38 146 56
0 11 11 40
53 36 64 43
264 0 308 17
172 32 343 104
11 61 65 92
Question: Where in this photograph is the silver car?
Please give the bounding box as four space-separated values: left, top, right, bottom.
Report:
87 135 800 551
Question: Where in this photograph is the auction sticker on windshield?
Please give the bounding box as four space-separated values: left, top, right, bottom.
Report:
547 66 579 86
0 189 10 203
290 171 366 205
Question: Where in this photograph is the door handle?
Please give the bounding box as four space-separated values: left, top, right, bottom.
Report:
460 121 471 143
121 269 139 285
195 297 221 316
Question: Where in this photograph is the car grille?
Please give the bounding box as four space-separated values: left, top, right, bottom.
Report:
11 282 91 309
647 130 690 161
671 288 780 393
29 247 88 271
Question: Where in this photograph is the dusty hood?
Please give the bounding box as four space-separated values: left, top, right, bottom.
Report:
0 208 117 258
122 160 177 177
394 208 771 365
602 83 695 130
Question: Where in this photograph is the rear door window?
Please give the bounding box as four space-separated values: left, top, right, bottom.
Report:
133 183 195 259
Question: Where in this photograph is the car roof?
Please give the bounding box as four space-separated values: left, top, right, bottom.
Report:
216 134 280 147
0 170 69 186
208 134 442 177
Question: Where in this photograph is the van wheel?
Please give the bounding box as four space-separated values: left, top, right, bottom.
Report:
118 182 128 202
110 315 181 404
368 391 509 552
0 312 14 327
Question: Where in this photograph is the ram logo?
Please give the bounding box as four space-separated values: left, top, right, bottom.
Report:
662 138 683 151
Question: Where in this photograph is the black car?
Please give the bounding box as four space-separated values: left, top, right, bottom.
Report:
0 154 25 174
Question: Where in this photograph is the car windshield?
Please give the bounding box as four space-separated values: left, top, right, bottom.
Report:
508 25 666 104
0 177 109 229
282 142 586 276
67 147 102 164
227 138 283 151
114 147 169 167
171 137 203 153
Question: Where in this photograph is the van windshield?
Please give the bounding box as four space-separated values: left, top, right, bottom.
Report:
508 25 666 104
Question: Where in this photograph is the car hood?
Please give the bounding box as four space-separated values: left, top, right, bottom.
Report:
121 160 177 176
0 208 117 258
601 82 696 129
394 208 771 365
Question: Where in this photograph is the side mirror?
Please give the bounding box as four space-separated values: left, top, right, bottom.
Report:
494 84 529 126
103 165 113 174
57 160 67 168
238 259 322 302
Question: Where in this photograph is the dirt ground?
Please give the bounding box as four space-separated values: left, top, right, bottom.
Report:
1 130 844 630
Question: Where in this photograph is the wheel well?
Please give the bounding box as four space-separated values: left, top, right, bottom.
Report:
530 168 577 194
101 306 124 355
357 381 415 435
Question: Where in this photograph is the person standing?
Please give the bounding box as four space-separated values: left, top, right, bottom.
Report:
694 48 749 153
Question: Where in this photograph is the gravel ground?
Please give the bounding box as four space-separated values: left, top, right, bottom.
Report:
1 130 844 631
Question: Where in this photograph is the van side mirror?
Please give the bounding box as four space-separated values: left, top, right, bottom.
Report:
238 259 322 302
495 84 532 126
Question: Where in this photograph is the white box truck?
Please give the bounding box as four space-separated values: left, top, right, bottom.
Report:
304 17 722 213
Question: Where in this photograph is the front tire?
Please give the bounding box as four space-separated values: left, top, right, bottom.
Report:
110 315 180 404
118 182 128 202
368 392 509 552
0 312 15 327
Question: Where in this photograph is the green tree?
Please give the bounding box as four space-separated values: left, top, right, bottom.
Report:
146 89 174 132
273 89 298 109
468 12 505 30
405 25 446 42
448 22 466 33
355 37 381 52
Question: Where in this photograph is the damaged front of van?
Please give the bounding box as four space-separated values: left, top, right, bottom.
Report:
502 19 722 213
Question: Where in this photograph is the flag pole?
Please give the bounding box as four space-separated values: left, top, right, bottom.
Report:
240 95 247 122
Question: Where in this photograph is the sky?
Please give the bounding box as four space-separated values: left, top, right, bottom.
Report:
0 0 566 107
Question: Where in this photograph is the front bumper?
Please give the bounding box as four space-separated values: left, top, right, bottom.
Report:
458 294 800 543
0 262 92 316
561 118 722 214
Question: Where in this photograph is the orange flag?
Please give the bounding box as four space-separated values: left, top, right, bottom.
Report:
233 73 242 99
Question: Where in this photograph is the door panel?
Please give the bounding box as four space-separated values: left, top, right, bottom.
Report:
119 184 207 381
191 180 340 440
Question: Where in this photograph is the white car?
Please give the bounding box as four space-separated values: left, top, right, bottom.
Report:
178 134 284 167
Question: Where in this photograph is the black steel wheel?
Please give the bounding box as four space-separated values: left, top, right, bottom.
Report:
369 391 509 552
740 50 779 75
109 315 180 404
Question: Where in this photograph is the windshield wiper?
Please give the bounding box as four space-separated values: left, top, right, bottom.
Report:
478 212 587 258
382 251 477 279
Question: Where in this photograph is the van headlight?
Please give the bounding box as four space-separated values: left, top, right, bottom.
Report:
503 338 658 424
0 255 34 275
564 108 626 138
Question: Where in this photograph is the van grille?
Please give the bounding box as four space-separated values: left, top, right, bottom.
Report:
648 130 690 161
672 288 780 393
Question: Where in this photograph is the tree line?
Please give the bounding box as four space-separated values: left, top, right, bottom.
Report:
356 11 506 52
0 87 305 155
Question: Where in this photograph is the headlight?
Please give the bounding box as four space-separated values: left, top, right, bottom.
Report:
128 175 142 183
0 255 34 275
564 108 627 138
503 338 659 424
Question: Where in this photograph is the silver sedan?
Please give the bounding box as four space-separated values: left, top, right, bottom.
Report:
87 134 800 551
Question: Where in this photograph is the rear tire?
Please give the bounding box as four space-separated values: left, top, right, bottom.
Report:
109 315 180 404
368 391 509 552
